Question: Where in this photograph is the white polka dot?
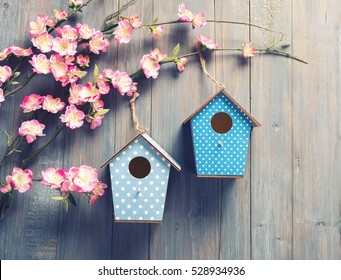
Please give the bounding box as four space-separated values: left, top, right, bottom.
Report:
161 193 165 197
151 157 155 161
127 217 131 220
138 181 142 185
127 193 131 197
156 211 160 215
127 181 131 185
134 140 138 143
121 163 126 167
120 187 125 191
145 151 149 155
156 175 160 179
138 193 142 197
115 205 120 209
121 210 125 214
128 145 133 149
115 169 119 173
138 217 143 220
115 193 119 197
149 193 154 197
150 205 154 209
149 181 154 185
161 169 166 173
110 163 114 167
121 175 125 179
144 210 149 214
138 205 142 209
155 199 160 203
161 181 165 185
139 145 144 149
116 157 120 161
133 151 138 155
133 210 137 214
144 198 148 203
127 205 131 209
132 199 137 203
156 163 160 167
111 175 114 179
121 199 125 203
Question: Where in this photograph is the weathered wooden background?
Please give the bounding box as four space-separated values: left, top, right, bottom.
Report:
0 0 340 260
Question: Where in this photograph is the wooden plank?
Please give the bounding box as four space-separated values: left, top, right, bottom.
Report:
149 0 221 259
250 0 293 259
110 0 153 260
292 0 341 259
54 0 119 259
215 0 252 260
0 0 67 260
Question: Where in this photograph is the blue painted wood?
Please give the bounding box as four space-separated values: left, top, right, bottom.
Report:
108 134 180 222
188 91 257 177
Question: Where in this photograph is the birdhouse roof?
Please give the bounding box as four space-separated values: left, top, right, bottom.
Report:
101 133 181 171
183 89 261 127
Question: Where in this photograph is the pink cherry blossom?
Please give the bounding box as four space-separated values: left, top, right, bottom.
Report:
92 100 104 111
41 167 66 189
29 14 55 37
140 54 161 79
0 89 5 107
130 15 143 29
0 65 12 85
29 54 51 74
192 13 206 27
89 181 107 204
68 83 84 105
53 9 68 21
78 82 101 103
10 46 33 57
103 68 116 80
59 105 85 129
178 4 206 27
42 94 66 113
18 119 45 144
89 31 110 54
0 176 12 194
111 70 137 96
69 0 83 5
113 18 134 44
150 48 167 62
50 54 68 80
68 165 98 193
64 55 75 65
178 3 193 22
177 57 188 72
56 25 79 41
86 114 104 130
31 32 53 53
9 167 33 193
0 47 11 61
76 54 90 67
242 42 256 58
77 23 95 40
20 93 44 113
96 78 110 95
197 35 218 50
52 37 77 56
151 26 163 38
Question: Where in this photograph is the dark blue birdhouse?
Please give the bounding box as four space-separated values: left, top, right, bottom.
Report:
184 90 261 178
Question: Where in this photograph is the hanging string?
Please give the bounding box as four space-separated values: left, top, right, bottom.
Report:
130 92 148 133
195 40 226 90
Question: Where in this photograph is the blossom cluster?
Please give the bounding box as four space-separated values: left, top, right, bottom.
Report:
41 165 107 205
178 3 206 27
0 167 33 194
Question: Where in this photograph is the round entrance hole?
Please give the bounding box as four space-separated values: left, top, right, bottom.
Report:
210 112 233 134
129 156 151 179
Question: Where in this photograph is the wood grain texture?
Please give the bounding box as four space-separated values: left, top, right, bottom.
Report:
215 0 252 260
292 0 341 259
250 0 293 259
0 0 340 260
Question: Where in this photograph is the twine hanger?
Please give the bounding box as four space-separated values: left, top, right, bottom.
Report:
195 40 226 91
130 92 148 133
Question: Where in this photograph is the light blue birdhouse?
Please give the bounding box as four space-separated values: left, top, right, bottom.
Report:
102 133 181 223
183 90 261 178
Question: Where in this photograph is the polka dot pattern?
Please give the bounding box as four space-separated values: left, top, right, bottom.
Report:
109 137 170 222
191 93 252 176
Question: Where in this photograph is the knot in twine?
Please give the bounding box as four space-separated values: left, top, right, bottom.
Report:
195 40 226 90
130 92 148 133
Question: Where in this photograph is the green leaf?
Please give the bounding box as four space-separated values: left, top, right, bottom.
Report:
62 199 69 212
11 81 19 85
172 43 180 57
94 64 99 78
152 17 159 25
73 71 87 78
95 109 110 116
52 196 66 201
13 72 20 77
